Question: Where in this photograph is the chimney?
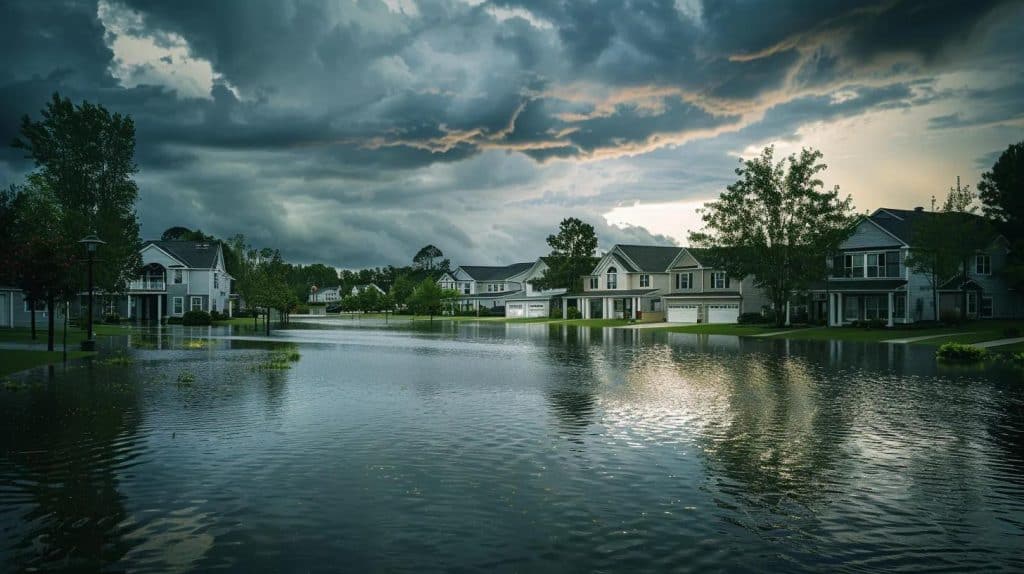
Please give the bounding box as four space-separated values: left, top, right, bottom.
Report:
913 206 924 212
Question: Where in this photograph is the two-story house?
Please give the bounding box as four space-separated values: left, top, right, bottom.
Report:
438 262 535 311
577 245 681 320
504 257 568 318
309 286 343 304
661 248 771 323
116 240 234 321
351 284 386 297
813 207 1022 325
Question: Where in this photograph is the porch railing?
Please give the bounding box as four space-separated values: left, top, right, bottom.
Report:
129 278 166 291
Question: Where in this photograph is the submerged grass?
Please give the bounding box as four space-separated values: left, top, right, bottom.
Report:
254 346 301 371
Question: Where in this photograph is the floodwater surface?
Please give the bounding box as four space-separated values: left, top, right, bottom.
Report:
1 320 1022 572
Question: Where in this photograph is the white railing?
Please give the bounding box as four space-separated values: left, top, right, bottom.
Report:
129 278 166 291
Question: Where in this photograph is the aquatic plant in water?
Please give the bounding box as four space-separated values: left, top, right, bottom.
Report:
936 342 988 363
176 372 196 385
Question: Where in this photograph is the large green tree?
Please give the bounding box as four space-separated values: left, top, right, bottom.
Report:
906 183 992 322
531 217 599 292
689 146 857 326
407 278 458 322
978 141 1024 288
13 93 142 294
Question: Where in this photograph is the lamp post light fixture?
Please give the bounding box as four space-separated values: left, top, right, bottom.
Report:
78 234 106 351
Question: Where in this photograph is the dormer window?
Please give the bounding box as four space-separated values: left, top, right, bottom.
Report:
639 274 650 288
606 267 618 290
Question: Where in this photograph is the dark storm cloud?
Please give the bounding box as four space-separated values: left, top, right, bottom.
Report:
0 0 1021 266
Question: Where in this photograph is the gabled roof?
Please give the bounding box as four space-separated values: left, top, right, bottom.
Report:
613 245 683 273
459 262 535 281
144 240 222 269
868 207 996 246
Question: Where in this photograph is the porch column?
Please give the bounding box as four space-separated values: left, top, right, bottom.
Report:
887 291 894 327
126 295 132 320
562 299 568 320
632 297 638 319
229 298 233 318
785 301 791 326
827 294 834 326
837 293 843 325
157 295 162 324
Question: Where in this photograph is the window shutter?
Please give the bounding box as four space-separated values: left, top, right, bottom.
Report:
885 251 899 277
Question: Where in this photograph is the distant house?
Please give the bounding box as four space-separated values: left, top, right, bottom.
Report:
662 248 770 324
351 283 386 297
309 286 343 303
116 240 234 320
504 257 567 318
576 245 681 320
811 207 1023 325
0 286 52 328
438 262 535 311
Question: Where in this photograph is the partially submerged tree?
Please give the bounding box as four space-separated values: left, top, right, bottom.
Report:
689 146 857 326
531 217 599 292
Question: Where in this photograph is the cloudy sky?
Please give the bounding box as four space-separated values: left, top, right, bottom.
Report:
1 0 1022 268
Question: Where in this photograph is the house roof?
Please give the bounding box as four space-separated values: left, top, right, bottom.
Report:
810 279 907 291
459 262 535 281
456 289 524 299
615 245 683 272
868 207 996 245
145 240 221 269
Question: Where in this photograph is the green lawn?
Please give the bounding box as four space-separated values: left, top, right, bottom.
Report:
659 324 779 336
643 320 1024 345
0 349 94 377
0 323 133 345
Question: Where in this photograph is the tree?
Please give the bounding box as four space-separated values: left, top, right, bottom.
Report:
390 275 415 309
689 146 857 326
978 141 1024 288
356 286 381 313
531 217 599 292
13 93 142 295
407 278 450 321
413 245 444 271
906 183 992 322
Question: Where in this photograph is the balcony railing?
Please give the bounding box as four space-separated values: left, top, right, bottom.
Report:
129 278 166 291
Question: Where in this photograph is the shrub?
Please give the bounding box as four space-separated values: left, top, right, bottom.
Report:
1003 327 1021 338
182 310 212 326
292 304 310 315
103 313 122 324
738 312 768 324
549 305 564 319
166 316 183 325
208 310 226 321
936 342 988 363
864 318 887 329
566 307 582 320
476 307 492 317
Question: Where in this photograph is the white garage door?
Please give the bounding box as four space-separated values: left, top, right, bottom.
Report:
707 304 740 324
506 303 525 318
527 303 547 318
667 304 699 323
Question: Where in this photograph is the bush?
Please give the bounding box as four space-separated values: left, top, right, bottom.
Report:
864 318 887 329
292 304 310 315
738 312 768 324
182 310 212 326
566 307 582 320
209 310 226 321
166 316 183 324
1003 327 1021 338
936 342 988 363
103 313 122 324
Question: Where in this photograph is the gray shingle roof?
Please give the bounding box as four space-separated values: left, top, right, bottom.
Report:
869 208 994 245
615 245 683 272
459 262 534 281
146 240 221 268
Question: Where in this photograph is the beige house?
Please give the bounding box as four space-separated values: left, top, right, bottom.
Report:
575 245 682 320
662 248 770 324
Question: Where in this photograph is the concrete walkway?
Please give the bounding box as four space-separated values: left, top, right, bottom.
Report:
974 336 1024 349
749 326 825 338
884 332 976 344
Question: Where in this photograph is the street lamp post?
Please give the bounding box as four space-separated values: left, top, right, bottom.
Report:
79 235 106 351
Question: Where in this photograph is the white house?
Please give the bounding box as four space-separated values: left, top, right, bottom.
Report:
309 286 343 303
438 262 535 311
574 245 682 320
504 257 567 318
661 248 771 324
351 283 386 296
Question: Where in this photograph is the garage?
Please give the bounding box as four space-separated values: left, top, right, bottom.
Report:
506 303 525 318
667 304 699 323
707 304 740 324
527 303 547 318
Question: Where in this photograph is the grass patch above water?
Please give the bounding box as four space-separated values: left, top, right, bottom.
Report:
936 342 989 363
0 349 94 377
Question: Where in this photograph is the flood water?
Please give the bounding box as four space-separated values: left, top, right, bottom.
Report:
1 319 1022 573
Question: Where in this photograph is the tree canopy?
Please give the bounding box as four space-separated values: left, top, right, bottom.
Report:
978 141 1024 288
689 146 856 325
531 217 599 292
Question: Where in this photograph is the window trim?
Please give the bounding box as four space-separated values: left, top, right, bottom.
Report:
588 276 598 290
676 272 692 290
639 274 650 288
975 254 991 276
190 296 203 311
711 271 730 289
606 267 618 290
173 296 184 315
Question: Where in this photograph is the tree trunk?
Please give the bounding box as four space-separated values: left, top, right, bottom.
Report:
30 300 37 340
46 295 55 352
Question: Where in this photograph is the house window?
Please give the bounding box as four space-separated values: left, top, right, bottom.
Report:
967 292 978 315
886 251 900 277
975 254 991 275
214 273 220 289
499 284 505 292
462 283 470 294
173 297 184 315
711 272 730 289
190 296 203 311
675 272 692 290
104 298 118 316
866 253 885 278
981 296 993 318
895 293 907 319
606 267 618 290
864 295 889 320
639 274 650 288
844 253 865 277
174 269 184 284
588 276 598 290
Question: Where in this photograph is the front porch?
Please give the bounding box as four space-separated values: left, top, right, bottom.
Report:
823 291 909 327
574 290 659 320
